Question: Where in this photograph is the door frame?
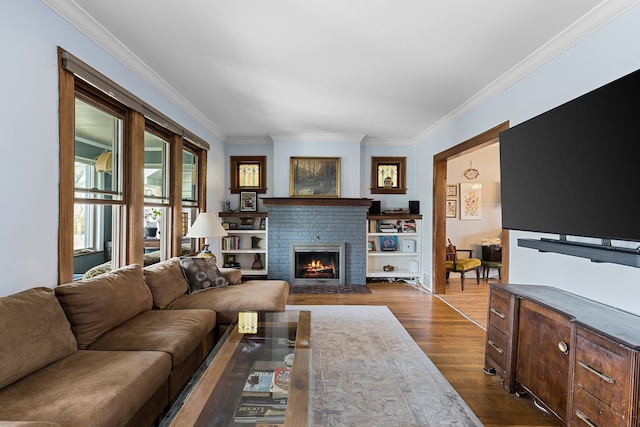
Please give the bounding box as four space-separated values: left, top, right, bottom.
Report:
432 121 509 294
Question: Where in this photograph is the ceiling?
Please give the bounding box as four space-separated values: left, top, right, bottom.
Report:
44 1 635 144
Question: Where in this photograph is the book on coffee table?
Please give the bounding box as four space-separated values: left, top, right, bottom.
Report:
270 367 291 399
234 403 286 423
242 369 274 397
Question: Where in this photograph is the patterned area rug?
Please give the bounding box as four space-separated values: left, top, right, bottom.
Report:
287 305 483 426
289 284 372 294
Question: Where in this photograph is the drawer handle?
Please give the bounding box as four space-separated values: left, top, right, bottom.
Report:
578 360 616 384
575 409 597 427
488 340 504 354
490 308 506 319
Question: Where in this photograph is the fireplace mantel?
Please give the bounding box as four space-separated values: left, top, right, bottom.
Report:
262 197 372 207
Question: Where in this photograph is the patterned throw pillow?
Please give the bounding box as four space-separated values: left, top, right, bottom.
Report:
179 256 229 293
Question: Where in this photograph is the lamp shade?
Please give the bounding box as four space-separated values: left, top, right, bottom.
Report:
186 212 228 238
95 152 113 173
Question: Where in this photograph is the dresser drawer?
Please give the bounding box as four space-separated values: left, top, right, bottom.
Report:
572 385 625 427
488 288 511 333
486 324 508 371
574 329 631 416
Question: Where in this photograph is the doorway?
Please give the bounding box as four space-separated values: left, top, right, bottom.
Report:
432 121 509 294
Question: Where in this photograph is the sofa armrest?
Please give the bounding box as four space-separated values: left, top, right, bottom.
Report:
219 268 242 285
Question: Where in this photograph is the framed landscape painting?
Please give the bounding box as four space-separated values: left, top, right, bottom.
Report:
290 157 340 197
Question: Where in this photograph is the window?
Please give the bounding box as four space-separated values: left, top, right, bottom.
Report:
182 149 198 205
371 156 406 194
229 156 267 194
72 91 125 275
144 128 170 204
58 48 209 283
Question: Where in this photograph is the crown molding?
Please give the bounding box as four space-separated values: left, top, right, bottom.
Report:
270 133 366 143
225 136 273 145
41 0 227 142
412 0 640 144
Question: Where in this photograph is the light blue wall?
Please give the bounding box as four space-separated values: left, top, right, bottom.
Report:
415 4 640 315
0 0 223 296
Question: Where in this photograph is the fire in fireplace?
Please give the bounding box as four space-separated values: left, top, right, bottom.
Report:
290 242 345 284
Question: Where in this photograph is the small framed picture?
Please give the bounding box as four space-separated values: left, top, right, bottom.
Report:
367 240 376 251
259 217 266 230
225 254 236 264
446 184 458 197
222 222 231 230
240 191 257 212
446 199 457 218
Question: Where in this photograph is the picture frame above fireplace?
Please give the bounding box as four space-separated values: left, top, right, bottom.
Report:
290 157 340 198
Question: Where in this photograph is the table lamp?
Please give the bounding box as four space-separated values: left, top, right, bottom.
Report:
185 212 228 257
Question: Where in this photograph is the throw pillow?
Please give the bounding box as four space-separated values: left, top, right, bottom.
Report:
180 256 229 293
143 257 189 309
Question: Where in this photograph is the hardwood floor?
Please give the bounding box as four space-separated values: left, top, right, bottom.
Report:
287 279 561 427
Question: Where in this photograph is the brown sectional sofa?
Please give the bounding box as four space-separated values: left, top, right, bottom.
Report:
0 257 289 427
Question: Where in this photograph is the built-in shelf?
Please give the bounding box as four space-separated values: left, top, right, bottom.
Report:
518 238 640 268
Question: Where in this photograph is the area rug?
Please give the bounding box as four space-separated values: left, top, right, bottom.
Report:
289 284 372 294
287 305 483 426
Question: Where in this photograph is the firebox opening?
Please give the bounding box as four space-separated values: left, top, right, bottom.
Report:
295 252 338 280
290 242 346 285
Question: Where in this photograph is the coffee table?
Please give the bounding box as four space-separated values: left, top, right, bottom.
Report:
160 310 311 426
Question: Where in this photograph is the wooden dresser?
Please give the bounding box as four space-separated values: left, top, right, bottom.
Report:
484 284 640 426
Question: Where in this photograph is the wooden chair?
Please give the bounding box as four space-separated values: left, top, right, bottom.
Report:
481 245 502 281
445 240 481 291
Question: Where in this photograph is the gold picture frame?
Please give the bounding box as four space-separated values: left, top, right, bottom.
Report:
289 157 340 197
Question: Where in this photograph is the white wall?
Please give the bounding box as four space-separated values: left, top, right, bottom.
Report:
416 4 640 315
0 0 223 296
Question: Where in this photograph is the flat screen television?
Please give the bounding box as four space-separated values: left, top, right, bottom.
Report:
500 67 640 245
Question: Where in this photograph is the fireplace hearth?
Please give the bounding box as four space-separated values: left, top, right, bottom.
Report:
290 242 345 285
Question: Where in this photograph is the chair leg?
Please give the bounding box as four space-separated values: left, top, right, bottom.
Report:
460 273 465 291
498 268 502 279
475 268 480 284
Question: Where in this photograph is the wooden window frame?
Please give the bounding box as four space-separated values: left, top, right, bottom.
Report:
371 156 407 194
58 47 207 283
229 156 267 194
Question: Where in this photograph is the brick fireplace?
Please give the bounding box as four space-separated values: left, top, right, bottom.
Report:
263 198 371 285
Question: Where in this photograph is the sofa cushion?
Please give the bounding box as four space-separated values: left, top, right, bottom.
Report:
180 257 229 293
166 280 289 324
0 287 77 389
87 309 216 367
55 264 153 349
143 257 189 309
0 350 171 427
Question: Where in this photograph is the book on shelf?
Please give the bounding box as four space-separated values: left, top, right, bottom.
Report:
222 235 241 250
255 424 285 427
403 219 417 233
242 369 274 397
380 235 398 251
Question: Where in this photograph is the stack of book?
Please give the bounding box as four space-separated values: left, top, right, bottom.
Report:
234 364 291 424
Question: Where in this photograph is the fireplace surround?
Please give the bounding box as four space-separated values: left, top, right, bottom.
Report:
263 198 370 285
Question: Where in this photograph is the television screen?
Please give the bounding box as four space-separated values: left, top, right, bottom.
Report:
500 68 640 242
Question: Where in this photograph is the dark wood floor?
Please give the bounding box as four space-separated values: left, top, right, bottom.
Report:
287 279 561 427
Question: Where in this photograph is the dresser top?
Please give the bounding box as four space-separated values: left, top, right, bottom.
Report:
492 283 640 349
